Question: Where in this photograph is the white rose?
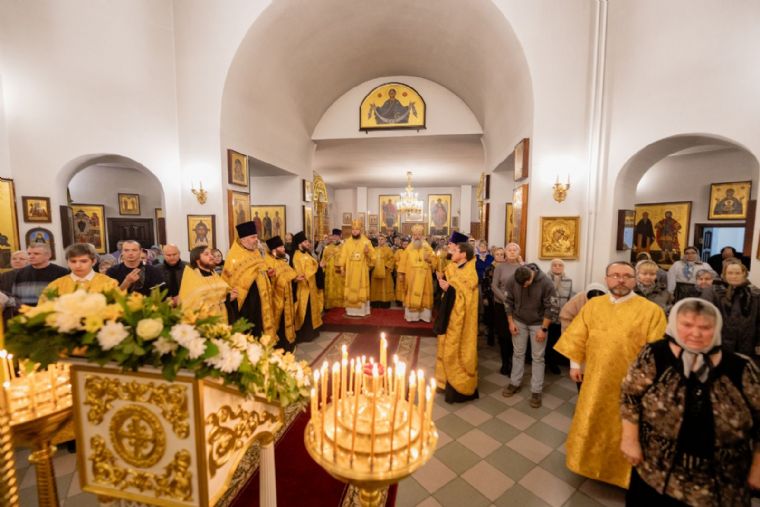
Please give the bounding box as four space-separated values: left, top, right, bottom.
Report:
153 337 177 356
54 312 82 333
205 340 243 373
54 290 88 316
246 343 263 365
136 318 164 340
96 321 129 350
170 323 201 347
78 292 108 316
230 333 249 350
184 336 207 360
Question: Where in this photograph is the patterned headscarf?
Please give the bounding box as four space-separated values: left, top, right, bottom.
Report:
666 297 723 382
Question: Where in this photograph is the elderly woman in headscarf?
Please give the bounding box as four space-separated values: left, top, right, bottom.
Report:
620 298 760 506
709 258 760 361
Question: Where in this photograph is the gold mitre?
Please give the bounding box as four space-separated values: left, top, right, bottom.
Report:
351 218 364 230
411 224 424 234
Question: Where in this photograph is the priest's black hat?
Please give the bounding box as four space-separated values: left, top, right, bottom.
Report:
266 236 284 250
236 221 257 238
332 228 341 236
292 231 307 246
449 231 468 244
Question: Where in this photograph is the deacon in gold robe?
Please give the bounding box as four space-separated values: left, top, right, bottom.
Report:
291 231 323 341
264 236 297 352
393 238 409 305
370 234 395 308
337 219 375 317
398 225 438 322
433 241 479 403
320 229 344 309
179 246 237 321
555 261 666 489
42 243 119 300
222 221 276 337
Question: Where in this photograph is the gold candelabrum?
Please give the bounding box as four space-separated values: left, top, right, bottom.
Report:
191 181 208 204
552 175 571 203
0 351 73 507
304 336 438 507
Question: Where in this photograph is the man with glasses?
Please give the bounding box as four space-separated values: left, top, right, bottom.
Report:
554 261 666 489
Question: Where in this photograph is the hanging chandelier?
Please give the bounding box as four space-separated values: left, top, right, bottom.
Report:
397 171 423 215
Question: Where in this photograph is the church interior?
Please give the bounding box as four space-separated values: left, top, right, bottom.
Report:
1 1 760 506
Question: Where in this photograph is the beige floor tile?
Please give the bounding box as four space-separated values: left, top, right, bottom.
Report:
541 411 573 433
435 429 452 449
457 428 501 458
496 407 537 430
506 433 553 463
66 471 81 498
578 479 625 507
454 403 492 426
541 392 564 410
491 389 527 406
416 497 443 507
433 477 491 507
461 460 514 501
411 456 456 494
484 371 508 385
54 453 78 477
432 402 449 421
396 477 430 507
519 466 576 507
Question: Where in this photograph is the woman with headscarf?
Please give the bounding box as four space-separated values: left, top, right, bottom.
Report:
546 258 574 374
620 298 760 505
711 258 760 360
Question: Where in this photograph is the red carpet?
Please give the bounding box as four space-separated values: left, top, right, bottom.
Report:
321 307 436 336
229 332 421 507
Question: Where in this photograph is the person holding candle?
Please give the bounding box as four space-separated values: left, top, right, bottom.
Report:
292 231 323 342
264 236 298 352
398 224 438 322
337 219 375 317
433 241 479 403
41 243 118 299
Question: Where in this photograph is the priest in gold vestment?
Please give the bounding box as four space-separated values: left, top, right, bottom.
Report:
399 225 438 322
264 236 297 352
292 231 323 341
337 219 375 317
179 246 237 321
370 234 395 308
320 229 344 309
42 243 119 300
555 261 666 488
222 221 276 338
393 237 409 305
434 241 479 404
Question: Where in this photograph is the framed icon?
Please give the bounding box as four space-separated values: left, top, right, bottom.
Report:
25 227 56 260
22 196 52 223
228 149 249 190
70 203 107 253
228 190 251 244
118 193 140 216
708 180 751 220
539 216 580 260
250 205 286 241
187 214 216 250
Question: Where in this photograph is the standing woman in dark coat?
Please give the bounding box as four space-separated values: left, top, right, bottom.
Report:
712 258 760 359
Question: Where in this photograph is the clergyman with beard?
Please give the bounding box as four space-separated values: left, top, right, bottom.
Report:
178 246 238 321
398 224 438 322
291 231 323 341
264 235 298 351
554 261 666 489
222 221 276 338
337 219 375 317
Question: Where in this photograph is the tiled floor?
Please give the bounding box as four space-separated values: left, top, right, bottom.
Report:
23 329 734 507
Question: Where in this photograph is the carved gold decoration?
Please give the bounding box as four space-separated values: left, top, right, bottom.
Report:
89 435 194 502
108 405 166 468
205 404 280 478
84 375 189 438
0 392 20 507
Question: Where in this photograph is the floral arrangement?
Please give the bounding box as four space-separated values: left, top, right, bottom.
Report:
5 288 310 406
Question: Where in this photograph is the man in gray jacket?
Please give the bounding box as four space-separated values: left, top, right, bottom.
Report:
502 264 557 408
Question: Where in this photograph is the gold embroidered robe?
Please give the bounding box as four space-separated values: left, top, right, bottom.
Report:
394 248 407 302
322 243 344 309
554 295 666 488
399 242 438 312
42 273 119 301
178 266 230 320
337 236 374 308
435 259 478 395
292 250 323 330
265 253 297 344
370 245 395 303
222 241 275 336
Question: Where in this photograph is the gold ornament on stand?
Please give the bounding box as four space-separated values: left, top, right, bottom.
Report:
304 335 438 507
0 351 73 507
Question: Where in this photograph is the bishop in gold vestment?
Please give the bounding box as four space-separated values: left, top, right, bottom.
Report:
434 242 479 403
292 231 323 341
555 288 666 488
222 221 275 338
337 220 374 317
370 235 395 307
264 236 297 351
399 225 438 322
321 229 344 309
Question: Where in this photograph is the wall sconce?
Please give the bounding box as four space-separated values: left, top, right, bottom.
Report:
191 181 208 204
553 175 570 203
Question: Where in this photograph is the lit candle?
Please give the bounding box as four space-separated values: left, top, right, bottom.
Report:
370 363 379 470
388 364 401 470
425 379 436 431
310 387 318 443
320 365 328 453
407 371 416 463
380 334 387 371
420 386 432 454
7 354 15 380
350 360 361 464
341 358 348 403
348 358 355 394
387 367 393 398
332 362 339 461
417 370 425 455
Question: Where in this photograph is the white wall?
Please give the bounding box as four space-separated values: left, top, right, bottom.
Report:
636 149 758 244
249 175 301 233
313 76 482 140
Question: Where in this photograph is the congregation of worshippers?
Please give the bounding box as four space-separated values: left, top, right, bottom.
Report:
2 222 760 504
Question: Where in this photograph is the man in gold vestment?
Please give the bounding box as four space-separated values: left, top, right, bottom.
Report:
320 229 344 309
42 243 119 300
222 221 276 338
179 246 237 321
399 225 438 322
393 237 409 305
434 241 479 403
337 219 375 317
370 235 395 308
264 236 297 352
292 231 323 341
555 261 666 488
